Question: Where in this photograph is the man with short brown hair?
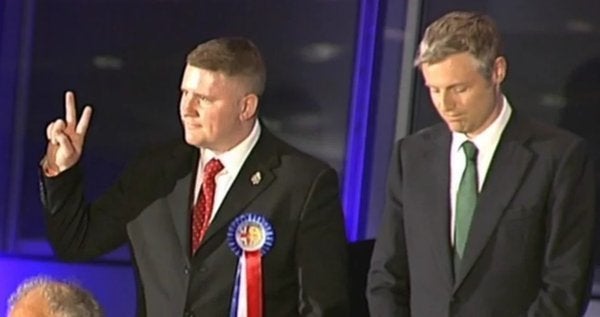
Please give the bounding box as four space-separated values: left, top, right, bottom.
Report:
41 37 349 316
367 11 595 316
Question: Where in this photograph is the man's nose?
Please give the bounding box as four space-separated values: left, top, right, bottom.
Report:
440 91 455 111
180 97 196 115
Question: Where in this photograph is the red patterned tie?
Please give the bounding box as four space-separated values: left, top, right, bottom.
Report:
191 158 224 254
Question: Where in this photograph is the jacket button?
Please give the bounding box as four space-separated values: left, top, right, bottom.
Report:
183 310 194 317
183 266 190 275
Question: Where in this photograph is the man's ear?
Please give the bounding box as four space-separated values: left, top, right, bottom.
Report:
240 94 259 121
492 56 507 86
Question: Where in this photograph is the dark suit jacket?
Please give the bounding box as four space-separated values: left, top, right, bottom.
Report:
367 113 596 317
41 128 350 317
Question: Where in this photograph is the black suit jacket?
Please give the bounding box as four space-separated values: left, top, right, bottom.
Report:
41 128 350 317
367 113 596 316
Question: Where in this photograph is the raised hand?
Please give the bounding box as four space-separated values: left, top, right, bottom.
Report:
43 91 93 176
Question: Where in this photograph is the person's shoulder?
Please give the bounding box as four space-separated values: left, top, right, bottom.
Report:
511 114 590 157
127 139 196 175
409 122 448 140
137 139 195 160
395 122 448 148
115 139 196 186
262 130 334 173
516 115 585 146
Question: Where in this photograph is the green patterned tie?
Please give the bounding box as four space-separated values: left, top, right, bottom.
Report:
454 141 479 275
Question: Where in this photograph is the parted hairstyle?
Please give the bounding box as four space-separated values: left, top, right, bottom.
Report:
414 11 503 79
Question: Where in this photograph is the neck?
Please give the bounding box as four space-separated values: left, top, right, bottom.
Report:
212 120 257 153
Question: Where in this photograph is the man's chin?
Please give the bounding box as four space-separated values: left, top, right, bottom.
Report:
184 136 206 148
446 123 466 134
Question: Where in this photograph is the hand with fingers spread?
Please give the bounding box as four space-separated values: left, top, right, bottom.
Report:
43 91 93 177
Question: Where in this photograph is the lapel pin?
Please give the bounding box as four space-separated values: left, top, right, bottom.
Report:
250 171 262 186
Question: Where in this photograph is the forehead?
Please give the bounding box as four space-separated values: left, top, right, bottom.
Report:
421 52 482 86
180 65 226 91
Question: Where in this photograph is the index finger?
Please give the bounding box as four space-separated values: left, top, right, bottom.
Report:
65 91 77 128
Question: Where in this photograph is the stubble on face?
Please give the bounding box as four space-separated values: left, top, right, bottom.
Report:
421 52 504 137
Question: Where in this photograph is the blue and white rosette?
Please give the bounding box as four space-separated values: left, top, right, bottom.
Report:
227 213 274 317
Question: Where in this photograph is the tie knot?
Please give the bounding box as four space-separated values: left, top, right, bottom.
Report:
204 159 224 178
462 141 478 161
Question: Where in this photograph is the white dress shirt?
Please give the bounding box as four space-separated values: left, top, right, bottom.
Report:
193 120 261 223
449 96 512 244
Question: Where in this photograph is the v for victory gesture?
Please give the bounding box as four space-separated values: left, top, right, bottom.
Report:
42 91 93 177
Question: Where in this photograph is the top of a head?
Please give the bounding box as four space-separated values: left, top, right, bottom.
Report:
8 276 104 317
186 37 267 96
414 11 503 77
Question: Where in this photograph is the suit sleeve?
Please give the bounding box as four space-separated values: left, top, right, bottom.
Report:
527 139 596 316
366 142 411 316
40 151 158 261
295 167 350 317
40 163 127 260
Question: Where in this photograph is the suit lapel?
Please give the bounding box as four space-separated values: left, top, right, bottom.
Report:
165 173 194 262
163 144 197 262
199 130 279 247
414 125 453 290
421 128 455 287
454 115 533 290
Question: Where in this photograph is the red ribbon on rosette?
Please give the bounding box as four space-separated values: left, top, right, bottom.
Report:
227 213 275 317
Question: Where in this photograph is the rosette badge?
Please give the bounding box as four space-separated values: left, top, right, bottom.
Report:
227 213 275 317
